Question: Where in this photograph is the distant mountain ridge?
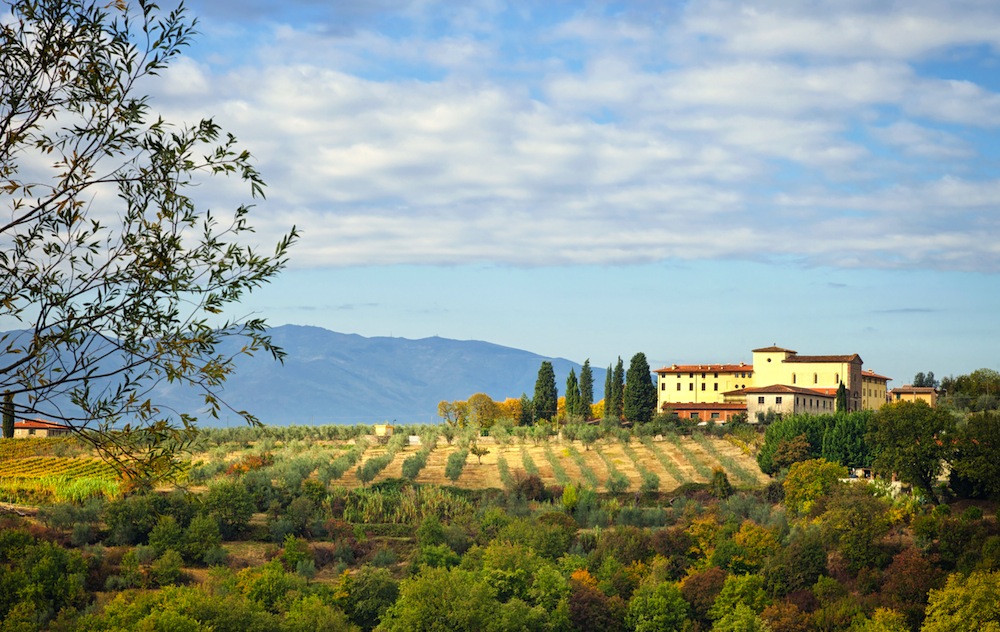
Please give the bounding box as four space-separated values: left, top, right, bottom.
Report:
150 325 603 425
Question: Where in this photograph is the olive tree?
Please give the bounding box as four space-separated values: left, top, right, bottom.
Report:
1 0 295 479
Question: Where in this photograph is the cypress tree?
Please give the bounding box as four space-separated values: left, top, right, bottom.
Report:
604 364 613 419
533 361 558 423
579 360 594 419
565 369 580 420
518 393 534 426
611 357 625 422
836 382 848 413
2 393 12 439
624 352 657 424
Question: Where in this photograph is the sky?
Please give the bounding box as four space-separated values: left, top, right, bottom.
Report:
143 0 1000 385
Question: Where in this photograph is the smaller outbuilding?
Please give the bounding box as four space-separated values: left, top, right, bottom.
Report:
11 419 73 438
889 386 939 407
743 384 837 419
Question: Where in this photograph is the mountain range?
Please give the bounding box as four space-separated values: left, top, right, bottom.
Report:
151 325 604 425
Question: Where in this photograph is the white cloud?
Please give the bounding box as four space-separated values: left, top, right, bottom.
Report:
134 1 1000 273
680 0 1000 60
870 122 972 158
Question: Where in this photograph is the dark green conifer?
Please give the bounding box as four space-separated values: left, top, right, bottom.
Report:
533 361 558 423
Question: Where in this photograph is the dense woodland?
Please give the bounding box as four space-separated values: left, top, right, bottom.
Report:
2 387 1000 631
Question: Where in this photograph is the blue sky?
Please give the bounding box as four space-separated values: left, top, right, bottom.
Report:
149 0 1000 385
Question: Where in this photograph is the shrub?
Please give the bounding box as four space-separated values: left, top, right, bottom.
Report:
282 535 313 572
401 452 428 480
371 546 397 567
445 449 469 482
710 468 734 499
510 471 548 501
606 471 630 494
640 471 660 495
203 546 229 567
151 549 184 586
183 514 222 564
148 515 184 556
204 481 255 540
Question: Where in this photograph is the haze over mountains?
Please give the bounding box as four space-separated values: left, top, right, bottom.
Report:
161 325 602 425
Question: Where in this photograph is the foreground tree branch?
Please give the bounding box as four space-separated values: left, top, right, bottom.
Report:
1 0 297 484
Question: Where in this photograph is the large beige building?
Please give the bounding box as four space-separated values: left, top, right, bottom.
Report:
654 363 754 405
655 344 890 420
750 346 864 411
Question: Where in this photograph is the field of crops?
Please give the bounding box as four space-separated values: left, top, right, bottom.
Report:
357 435 768 491
190 432 769 494
0 430 767 505
0 438 120 504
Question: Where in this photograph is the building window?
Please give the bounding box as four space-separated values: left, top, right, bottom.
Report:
689 372 694 378
835 373 839 383
714 383 718 391
676 383 681 391
714 372 718 378
776 396 783 404
701 383 706 391
690 412 700 420
661 382 666 391
792 373 796 384
28 429 35 435
711 412 720 419
701 372 706 379
814 373 818 384
689 383 694 391
758 396 765 404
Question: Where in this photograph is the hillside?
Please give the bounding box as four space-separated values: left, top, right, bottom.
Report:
147 325 604 425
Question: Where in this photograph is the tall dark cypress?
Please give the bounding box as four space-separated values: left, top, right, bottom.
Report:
836 382 848 413
565 369 580 420
624 352 657 424
611 357 625 422
518 393 534 426
579 359 594 419
533 361 558 422
604 365 613 420
2 392 12 439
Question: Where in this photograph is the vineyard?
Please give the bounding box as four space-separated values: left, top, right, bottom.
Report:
0 438 120 504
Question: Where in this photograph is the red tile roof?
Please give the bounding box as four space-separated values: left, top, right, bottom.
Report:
862 370 892 381
661 402 748 411
13 419 70 430
743 384 836 397
752 346 796 353
783 354 862 364
654 363 752 374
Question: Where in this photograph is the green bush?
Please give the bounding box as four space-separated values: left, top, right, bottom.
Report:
151 549 184 587
445 450 469 482
640 471 660 495
606 471 630 494
402 450 430 480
